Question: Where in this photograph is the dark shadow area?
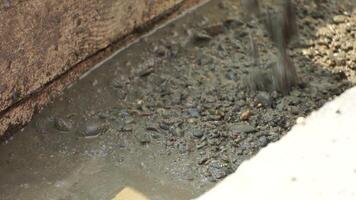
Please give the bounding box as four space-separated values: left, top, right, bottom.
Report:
0 0 355 200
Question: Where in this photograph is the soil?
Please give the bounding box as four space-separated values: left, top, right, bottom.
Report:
0 0 355 200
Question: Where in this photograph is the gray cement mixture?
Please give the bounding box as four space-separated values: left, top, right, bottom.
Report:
0 0 355 199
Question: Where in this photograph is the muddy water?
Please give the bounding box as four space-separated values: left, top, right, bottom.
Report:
0 0 355 199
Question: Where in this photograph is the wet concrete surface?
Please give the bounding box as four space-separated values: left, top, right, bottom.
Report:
0 0 355 199
198 86 356 200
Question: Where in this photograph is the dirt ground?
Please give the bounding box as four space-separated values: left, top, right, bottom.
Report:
0 0 355 199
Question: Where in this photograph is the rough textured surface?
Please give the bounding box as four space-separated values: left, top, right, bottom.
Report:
0 0 355 199
0 0 203 137
197 86 356 200
0 0 182 113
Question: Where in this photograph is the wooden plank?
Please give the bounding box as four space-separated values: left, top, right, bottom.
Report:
0 0 204 137
0 0 182 114
0 0 184 136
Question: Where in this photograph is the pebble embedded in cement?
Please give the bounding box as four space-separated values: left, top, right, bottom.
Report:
83 121 107 139
256 92 272 108
54 117 73 132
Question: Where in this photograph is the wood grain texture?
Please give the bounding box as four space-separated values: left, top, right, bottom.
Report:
0 0 203 137
0 0 182 113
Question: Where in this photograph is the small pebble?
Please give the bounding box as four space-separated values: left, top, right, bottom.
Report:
192 129 204 138
258 136 269 147
240 110 252 121
188 108 200 118
159 122 170 130
193 31 212 42
208 160 228 181
83 121 107 139
333 15 347 24
198 156 209 165
54 117 73 132
296 117 306 125
223 18 244 29
226 71 237 81
256 92 272 107
197 141 207 149
92 80 98 86
229 123 256 134
204 23 225 37
137 133 151 144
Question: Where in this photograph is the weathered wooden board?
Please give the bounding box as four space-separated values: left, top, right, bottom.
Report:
0 0 202 136
0 0 183 113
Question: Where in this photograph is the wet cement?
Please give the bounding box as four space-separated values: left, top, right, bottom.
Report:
0 0 355 199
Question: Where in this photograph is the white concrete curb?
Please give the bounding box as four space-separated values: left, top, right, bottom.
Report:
197 86 356 200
